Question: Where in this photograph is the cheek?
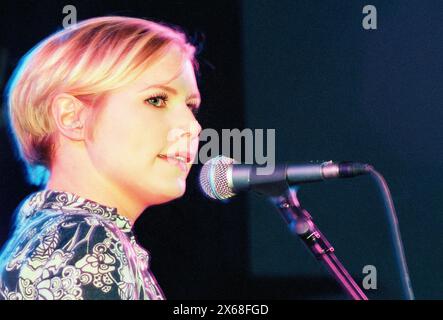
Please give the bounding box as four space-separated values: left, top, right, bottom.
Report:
90 108 170 170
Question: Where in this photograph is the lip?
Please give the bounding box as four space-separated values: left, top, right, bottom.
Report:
169 151 192 163
158 154 190 172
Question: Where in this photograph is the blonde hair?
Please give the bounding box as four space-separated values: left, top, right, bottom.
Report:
5 16 198 186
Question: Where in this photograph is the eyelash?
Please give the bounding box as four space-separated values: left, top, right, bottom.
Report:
144 92 200 115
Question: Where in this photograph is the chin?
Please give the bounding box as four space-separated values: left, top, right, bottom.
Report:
145 180 187 205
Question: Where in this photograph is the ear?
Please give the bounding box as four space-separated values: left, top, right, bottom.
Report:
51 93 88 141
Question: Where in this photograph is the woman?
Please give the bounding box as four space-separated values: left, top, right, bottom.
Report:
0 16 202 300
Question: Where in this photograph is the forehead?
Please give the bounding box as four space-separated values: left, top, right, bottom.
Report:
134 45 198 92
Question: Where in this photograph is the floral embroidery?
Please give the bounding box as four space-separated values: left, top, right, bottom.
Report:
0 190 165 300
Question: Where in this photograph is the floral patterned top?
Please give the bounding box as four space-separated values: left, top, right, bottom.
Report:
0 190 165 300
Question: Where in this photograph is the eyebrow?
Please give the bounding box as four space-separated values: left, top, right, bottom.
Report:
140 84 201 101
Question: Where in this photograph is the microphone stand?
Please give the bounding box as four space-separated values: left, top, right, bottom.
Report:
267 186 368 300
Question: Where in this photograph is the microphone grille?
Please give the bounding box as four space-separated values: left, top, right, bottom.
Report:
199 156 236 200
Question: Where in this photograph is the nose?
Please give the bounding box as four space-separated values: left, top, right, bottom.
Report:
186 119 202 139
172 104 202 138
168 112 202 142
170 120 201 141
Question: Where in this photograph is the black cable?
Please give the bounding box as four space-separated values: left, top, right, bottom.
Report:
367 166 415 300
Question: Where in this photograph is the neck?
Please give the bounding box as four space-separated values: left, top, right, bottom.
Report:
46 157 147 225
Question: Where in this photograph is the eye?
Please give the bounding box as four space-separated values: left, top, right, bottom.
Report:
145 92 168 108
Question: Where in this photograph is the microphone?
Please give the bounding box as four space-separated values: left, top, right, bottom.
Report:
199 156 371 200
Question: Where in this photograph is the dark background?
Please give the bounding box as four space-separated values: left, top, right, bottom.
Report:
0 0 441 299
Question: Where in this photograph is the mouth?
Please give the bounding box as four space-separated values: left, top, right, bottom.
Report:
158 153 192 172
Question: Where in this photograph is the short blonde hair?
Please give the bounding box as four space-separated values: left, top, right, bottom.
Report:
5 16 198 186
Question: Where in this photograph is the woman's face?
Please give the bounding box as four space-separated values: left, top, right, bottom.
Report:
85 45 202 206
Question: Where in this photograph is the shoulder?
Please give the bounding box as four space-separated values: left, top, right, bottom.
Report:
9 211 126 257
44 211 127 243
0 211 137 300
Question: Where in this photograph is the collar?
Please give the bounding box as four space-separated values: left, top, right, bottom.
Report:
20 189 133 233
